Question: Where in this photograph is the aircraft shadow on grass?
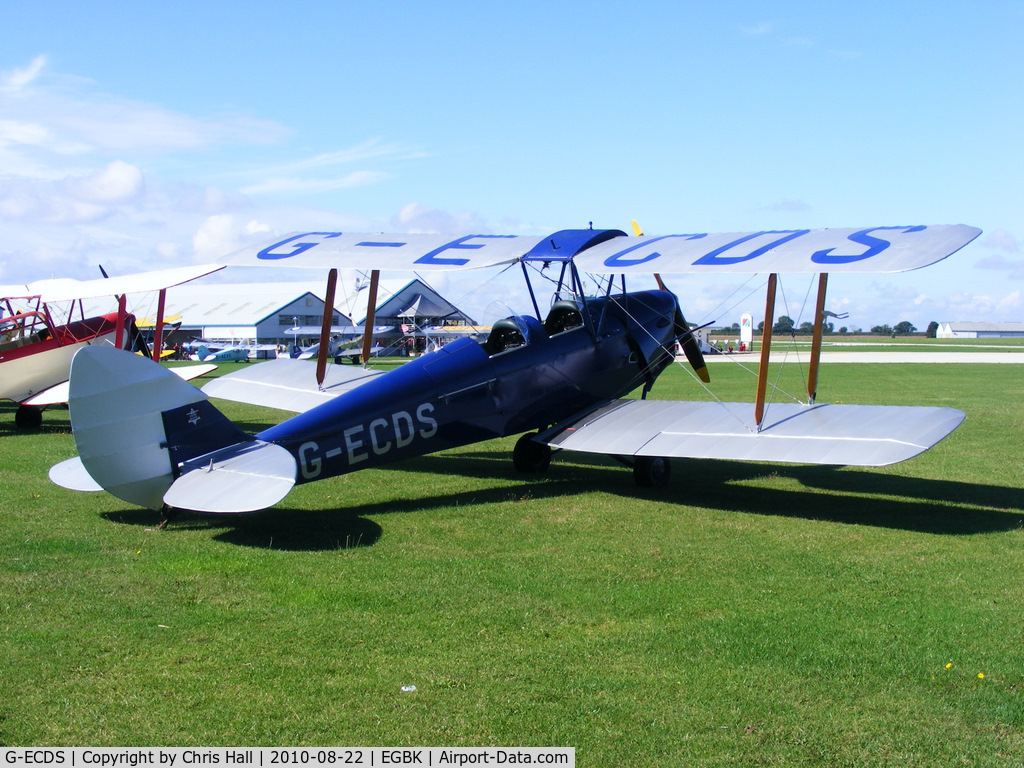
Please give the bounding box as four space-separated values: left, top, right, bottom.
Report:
101 448 1024 550
386 450 1024 537
100 507 385 552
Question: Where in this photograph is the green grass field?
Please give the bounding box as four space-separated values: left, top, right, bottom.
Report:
2 355 1022 765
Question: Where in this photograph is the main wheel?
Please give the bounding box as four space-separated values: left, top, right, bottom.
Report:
513 432 552 473
634 456 670 487
15 404 43 430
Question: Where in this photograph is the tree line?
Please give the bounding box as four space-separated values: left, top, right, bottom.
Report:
716 318 940 337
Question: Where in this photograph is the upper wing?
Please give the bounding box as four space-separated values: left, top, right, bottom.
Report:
216 225 979 275
218 232 546 271
3 264 225 303
201 357 384 413
31 264 225 302
539 399 965 467
571 225 981 274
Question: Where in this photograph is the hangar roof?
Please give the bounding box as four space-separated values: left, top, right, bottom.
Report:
77 275 475 329
941 322 1024 332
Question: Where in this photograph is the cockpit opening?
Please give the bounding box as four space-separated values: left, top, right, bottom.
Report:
544 301 584 335
483 318 527 355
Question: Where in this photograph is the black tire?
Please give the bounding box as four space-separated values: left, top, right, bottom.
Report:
15 404 43 430
513 432 551 473
634 456 670 487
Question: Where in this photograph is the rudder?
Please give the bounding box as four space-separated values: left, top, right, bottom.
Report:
64 346 251 510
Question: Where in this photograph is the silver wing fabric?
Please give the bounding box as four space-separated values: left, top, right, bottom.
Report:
217 225 980 275
539 400 966 467
201 358 384 413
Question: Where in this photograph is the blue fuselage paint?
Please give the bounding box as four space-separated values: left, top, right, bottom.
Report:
256 290 678 485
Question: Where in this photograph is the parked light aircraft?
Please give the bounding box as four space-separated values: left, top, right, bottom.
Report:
1 265 221 428
194 344 251 363
49 224 980 519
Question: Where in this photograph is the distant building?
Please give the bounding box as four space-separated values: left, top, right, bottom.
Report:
79 277 478 353
937 322 1024 339
345 277 479 353
81 281 350 346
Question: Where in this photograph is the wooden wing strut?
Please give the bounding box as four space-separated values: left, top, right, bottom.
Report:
755 273 777 430
361 269 381 366
316 268 338 389
807 274 828 404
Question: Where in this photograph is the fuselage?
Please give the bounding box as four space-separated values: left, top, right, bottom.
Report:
0 312 123 403
257 290 679 486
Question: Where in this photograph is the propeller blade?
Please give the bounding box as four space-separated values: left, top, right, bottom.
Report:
634 220 710 382
651 273 709 381
675 309 710 383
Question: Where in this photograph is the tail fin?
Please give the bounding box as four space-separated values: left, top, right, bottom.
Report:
54 346 295 513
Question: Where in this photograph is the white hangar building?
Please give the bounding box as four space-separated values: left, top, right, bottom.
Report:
937 322 1024 339
81 276 478 349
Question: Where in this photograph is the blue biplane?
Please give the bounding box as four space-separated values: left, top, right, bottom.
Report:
50 224 980 519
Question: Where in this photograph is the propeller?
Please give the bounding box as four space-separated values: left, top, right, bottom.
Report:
632 220 710 383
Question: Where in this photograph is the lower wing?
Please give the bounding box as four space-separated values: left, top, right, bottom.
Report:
538 399 965 467
201 357 384 413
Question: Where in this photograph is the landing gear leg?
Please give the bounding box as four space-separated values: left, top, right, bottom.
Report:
634 456 671 488
157 505 181 530
513 432 552 473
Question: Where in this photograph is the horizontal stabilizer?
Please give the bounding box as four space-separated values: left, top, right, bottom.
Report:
48 457 104 492
163 440 297 513
202 358 384 413
539 400 965 467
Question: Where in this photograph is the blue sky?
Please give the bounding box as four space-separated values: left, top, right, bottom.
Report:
2 1 1022 329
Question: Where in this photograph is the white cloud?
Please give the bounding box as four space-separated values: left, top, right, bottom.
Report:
246 220 271 235
996 290 1023 313
0 56 301 282
0 118 51 146
64 160 144 204
233 139 425 196
0 161 145 224
192 214 274 262
155 242 180 261
973 254 1024 276
240 170 389 196
391 202 491 234
244 139 426 177
0 55 289 166
0 55 47 92
193 214 241 261
985 229 1020 253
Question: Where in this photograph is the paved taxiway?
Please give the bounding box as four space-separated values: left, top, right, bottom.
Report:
702 350 1024 364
